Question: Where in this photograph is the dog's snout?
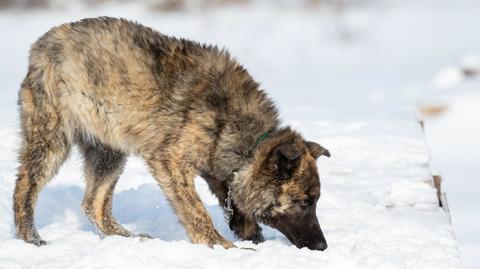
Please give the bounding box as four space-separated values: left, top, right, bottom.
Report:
300 240 328 251
314 241 328 251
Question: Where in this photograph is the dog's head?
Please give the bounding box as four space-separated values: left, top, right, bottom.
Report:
232 128 330 251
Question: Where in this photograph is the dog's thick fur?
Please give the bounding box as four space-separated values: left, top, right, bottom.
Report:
13 17 329 250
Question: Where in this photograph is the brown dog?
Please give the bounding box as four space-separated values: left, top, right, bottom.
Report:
13 17 330 250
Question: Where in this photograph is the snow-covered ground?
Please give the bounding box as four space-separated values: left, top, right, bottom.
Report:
0 109 460 268
0 0 478 267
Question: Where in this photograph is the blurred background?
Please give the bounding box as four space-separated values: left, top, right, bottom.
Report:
0 0 478 267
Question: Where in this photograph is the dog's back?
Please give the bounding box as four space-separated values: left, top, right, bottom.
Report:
24 17 270 155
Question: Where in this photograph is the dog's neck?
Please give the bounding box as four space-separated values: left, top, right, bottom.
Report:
227 127 276 179
223 128 275 225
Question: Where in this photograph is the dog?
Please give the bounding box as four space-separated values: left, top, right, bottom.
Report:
13 17 330 250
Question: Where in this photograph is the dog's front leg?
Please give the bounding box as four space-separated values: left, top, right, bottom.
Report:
229 205 265 244
147 159 235 249
201 173 264 244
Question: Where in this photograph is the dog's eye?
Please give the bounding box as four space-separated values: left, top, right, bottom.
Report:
300 197 314 208
294 198 314 209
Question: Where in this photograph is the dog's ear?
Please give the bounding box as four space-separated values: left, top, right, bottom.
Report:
274 143 301 180
306 141 331 159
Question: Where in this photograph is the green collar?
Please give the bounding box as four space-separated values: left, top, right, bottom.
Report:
254 128 273 147
225 128 273 226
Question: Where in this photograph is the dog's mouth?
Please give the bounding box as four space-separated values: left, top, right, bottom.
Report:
262 211 328 251
284 231 328 251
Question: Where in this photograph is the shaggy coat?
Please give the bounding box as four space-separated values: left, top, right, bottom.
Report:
13 17 329 250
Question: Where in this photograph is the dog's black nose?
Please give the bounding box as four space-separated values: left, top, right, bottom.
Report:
314 241 328 251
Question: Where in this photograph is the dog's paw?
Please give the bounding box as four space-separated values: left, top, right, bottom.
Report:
26 238 47 246
248 232 265 245
204 236 236 249
217 238 236 249
134 233 153 242
136 233 153 239
233 223 264 244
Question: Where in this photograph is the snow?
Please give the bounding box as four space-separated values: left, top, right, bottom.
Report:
460 54 480 73
1 0 478 267
432 66 465 90
423 88 480 269
0 110 460 268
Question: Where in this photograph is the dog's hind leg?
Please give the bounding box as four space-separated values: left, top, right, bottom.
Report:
13 85 71 246
78 140 137 237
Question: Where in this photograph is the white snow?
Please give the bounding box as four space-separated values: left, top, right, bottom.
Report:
423 89 480 269
460 54 480 73
432 66 465 90
1 0 479 267
0 111 460 268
